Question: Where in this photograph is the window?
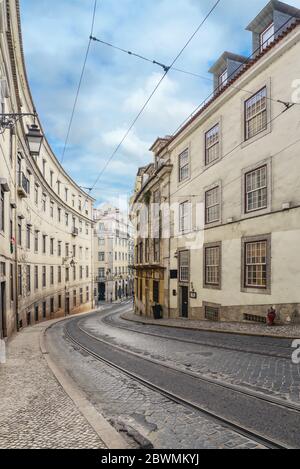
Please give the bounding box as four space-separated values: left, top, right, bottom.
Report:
205 305 220 322
204 245 221 288
34 266 38 289
65 188 68 202
1 189 5 232
260 23 274 51
50 202 54 218
154 239 160 263
178 149 189 182
179 251 189 282
86 266 89 278
17 265 22 296
34 184 39 205
26 265 31 293
244 240 268 289
65 243 69 257
42 193 46 212
26 225 31 250
42 266 46 287
65 267 69 282
34 231 39 252
205 186 220 224
80 266 83 279
58 266 62 284
245 88 267 140
73 265 76 281
98 252 105 262
50 171 54 187
58 241 62 257
18 221 22 246
205 124 220 165
179 201 190 233
42 235 46 254
80 288 83 304
218 69 227 89
98 268 105 278
50 266 54 285
86 287 89 303
73 290 77 307
58 295 62 309
245 166 267 212
153 281 159 303
65 213 69 226
72 245 76 258
57 208 61 223
50 238 54 255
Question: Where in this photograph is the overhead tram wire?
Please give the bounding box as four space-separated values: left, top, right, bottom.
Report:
91 17 299 109
82 0 222 209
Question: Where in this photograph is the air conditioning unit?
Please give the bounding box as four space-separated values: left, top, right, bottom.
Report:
282 202 291 211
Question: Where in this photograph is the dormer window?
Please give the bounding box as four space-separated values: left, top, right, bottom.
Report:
218 69 228 89
260 23 274 51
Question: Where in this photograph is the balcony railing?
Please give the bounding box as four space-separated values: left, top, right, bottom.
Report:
17 172 29 198
72 227 79 237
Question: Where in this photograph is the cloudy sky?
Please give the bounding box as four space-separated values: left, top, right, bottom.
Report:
20 0 300 207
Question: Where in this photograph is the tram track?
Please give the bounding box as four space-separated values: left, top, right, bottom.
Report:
64 314 300 449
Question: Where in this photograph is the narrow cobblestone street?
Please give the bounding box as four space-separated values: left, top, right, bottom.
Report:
0 321 107 449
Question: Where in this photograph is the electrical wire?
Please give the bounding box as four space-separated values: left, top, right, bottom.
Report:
83 0 222 207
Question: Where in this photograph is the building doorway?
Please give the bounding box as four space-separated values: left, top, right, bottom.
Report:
0 282 7 338
180 286 189 318
65 295 70 315
99 282 106 301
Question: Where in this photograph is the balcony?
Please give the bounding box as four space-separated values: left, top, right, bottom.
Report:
72 227 79 237
17 172 29 198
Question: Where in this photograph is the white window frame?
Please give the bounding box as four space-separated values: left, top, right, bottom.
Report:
245 87 267 141
260 23 275 51
245 165 268 213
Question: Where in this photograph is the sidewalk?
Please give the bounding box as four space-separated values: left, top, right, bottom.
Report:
0 320 107 449
122 312 300 339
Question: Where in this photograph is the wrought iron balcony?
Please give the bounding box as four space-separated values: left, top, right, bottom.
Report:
17 172 29 198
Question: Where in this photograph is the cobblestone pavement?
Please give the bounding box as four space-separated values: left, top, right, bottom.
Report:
46 320 266 450
123 311 300 338
82 312 300 405
0 323 106 449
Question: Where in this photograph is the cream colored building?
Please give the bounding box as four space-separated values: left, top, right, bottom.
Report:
93 205 134 303
132 1 300 325
0 0 94 339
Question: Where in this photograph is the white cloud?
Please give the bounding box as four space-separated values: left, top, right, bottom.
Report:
20 0 300 206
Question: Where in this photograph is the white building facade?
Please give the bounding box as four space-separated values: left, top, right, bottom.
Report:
93 205 134 303
0 0 94 338
132 1 300 325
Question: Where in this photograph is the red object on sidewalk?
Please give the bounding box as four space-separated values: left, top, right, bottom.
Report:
267 307 276 326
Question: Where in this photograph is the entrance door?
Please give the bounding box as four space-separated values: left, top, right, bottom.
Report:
65 296 70 315
0 282 7 338
99 282 106 301
180 286 189 318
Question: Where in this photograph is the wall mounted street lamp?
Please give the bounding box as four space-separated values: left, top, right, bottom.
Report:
0 113 43 156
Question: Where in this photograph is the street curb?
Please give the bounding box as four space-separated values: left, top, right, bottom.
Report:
39 314 129 450
121 313 299 340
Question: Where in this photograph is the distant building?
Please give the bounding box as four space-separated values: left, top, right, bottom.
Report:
93 205 134 303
